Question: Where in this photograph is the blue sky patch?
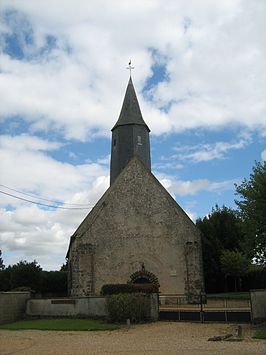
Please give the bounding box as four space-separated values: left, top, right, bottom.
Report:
143 49 169 95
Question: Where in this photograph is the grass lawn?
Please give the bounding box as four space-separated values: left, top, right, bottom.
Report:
0 319 118 331
207 292 250 299
253 329 266 340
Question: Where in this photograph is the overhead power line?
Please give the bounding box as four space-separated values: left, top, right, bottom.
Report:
0 190 92 210
0 183 92 207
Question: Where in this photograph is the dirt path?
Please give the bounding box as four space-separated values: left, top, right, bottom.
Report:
0 322 265 354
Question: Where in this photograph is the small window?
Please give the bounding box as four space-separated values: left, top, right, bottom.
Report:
113 139 116 147
137 136 142 145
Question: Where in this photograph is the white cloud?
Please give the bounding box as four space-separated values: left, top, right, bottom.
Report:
97 155 111 165
156 173 234 197
184 209 198 222
152 162 184 171
0 134 109 269
261 149 266 161
0 134 62 152
0 134 108 201
0 0 265 138
173 135 252 163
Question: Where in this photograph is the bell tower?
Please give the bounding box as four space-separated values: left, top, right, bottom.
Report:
110 77 151 185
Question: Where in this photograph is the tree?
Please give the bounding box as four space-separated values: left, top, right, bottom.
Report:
220 250 250 291
10 260 42 291
0 266 11 291
235 161 266 263
0 250 4 270
196 205 246 292
60 261 68 272
40 271 67 295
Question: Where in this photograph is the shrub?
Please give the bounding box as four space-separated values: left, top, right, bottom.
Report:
242 265 266 291
101 284 135 295
10 286 32 292
101 283 158 295
133 283 159 293
106 293 149 323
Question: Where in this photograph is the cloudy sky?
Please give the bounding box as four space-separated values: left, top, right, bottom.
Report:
0 0 265 270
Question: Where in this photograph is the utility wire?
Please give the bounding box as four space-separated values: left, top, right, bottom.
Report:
0 190 92 210
0 183 91 207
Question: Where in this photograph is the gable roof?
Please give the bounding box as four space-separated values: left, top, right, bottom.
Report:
112 77 150 131
66 156 198 257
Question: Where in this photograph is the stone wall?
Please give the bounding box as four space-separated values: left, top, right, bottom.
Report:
250 289 266 324
26 294 158 321
0 292 31 324
149 293 159 321
68 157 204 299
26 297 107 318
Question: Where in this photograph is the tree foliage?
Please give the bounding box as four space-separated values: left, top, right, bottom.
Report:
220 250 250 291
0 259 67 295
242 264 266 290
0 266 11 291
0 250 4 270
10 260 42 291
196 205 246 292
41 271 67 294
60 262 68 272
235 161 266 263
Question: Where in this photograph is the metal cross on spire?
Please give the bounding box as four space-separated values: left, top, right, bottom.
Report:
127 60 134 77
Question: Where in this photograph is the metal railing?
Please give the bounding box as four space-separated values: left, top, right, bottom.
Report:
159 294 251 311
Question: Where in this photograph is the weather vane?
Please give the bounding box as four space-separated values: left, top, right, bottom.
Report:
127 60 134 76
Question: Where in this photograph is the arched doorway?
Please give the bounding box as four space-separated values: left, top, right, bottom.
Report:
129 263 160 291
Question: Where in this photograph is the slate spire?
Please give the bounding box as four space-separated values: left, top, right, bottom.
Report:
112 77 150 131
110 77 151 185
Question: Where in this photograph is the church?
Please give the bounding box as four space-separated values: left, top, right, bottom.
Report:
66 76 204 301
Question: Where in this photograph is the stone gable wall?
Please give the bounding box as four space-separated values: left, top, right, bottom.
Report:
68 158 204 300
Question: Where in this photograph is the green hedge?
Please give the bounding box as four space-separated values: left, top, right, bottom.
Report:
101 284 135 295
40 271 67 294
242 265 266 291
106 293 149 323
101 283 158 295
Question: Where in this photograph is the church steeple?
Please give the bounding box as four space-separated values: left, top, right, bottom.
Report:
110 77 151 185
112 77 150 131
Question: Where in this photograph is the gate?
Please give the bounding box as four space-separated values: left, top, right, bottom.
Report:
159 294 251 322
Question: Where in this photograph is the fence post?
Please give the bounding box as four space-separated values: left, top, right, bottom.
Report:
200 291 204 323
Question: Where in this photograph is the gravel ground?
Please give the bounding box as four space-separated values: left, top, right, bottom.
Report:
0 322 265 355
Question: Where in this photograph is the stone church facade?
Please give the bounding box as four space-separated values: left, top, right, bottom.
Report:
67 77 204 301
